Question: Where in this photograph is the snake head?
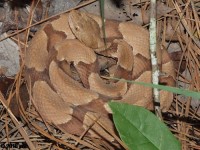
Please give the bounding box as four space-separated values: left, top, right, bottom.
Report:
68 10 105 49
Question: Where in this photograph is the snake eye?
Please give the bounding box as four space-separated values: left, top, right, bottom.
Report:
75 26 79 31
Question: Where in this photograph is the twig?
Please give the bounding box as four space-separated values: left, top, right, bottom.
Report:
149 0 162 119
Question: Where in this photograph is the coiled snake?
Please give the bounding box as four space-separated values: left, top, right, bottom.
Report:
25 10 175 141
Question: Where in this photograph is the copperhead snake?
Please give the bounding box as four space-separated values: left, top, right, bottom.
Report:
25 10 175 141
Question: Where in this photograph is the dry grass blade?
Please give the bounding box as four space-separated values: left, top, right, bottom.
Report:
173 1 200 48
0 92 36 150
1 0 200 149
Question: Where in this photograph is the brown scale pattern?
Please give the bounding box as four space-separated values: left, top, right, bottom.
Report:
25 10 175 141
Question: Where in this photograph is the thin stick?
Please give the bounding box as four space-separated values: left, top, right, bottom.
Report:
149 0 162 119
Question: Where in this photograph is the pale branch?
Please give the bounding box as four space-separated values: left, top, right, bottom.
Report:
149 0 162 119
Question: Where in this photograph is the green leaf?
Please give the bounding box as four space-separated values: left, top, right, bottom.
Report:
110 77 200 100
109 102 181 150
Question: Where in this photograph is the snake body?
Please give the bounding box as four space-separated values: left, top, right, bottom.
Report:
25 10 175 140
